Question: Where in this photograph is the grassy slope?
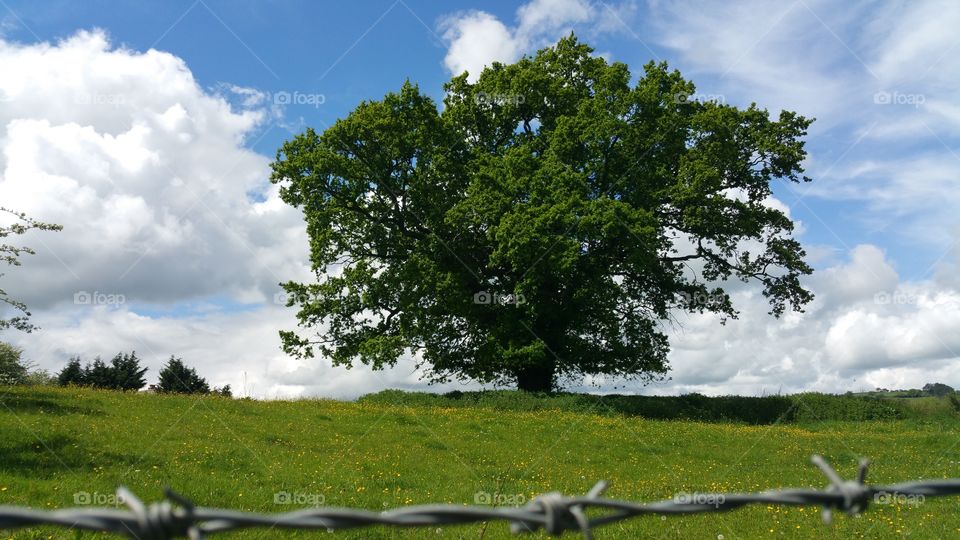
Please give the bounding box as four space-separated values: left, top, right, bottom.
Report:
1 386 959 539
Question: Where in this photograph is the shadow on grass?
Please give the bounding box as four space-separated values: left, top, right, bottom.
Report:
0 390 104 416
359 390 908 424
0 434 146 479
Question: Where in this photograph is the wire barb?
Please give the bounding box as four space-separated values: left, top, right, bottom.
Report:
811 455 871 524
1 456 959 538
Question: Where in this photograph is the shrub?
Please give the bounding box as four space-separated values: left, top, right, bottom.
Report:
923 382 955 397
22 369 57 386
0 342 28 385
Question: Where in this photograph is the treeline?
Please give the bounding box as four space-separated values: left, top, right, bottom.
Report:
56 352 230 396
864 383 956 398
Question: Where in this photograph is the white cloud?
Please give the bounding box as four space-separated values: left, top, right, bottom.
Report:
646 0 960 267
11 304 479 399
439 0 629 82
638 244 960 396
439 12 520 80
867 0 960 87
0 29 310 311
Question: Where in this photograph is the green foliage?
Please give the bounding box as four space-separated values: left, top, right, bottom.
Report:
0 207 62 333
272 35 815 392
922 382 955 396
56 352 147 391
788 392 902 422
21 369 57 386
0 341 27 385
949 394 960 413
893 396 960 419
157 356 210 394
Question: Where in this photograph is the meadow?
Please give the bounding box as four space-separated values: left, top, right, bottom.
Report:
2 386 960 538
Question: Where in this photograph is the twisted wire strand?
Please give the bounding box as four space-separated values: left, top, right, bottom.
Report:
1 455 959 539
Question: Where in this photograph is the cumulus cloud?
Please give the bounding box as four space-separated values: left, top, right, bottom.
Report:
626 244 960 396
0 29 310 311
439 0 631 81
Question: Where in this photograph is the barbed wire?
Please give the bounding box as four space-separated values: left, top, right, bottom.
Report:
2 455 959 539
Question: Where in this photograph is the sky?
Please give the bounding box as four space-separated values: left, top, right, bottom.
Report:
1 0 959 399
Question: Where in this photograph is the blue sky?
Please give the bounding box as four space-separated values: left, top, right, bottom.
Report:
3 0 944 279
2 0 959 397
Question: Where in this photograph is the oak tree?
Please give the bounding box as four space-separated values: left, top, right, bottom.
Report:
271 36 814 392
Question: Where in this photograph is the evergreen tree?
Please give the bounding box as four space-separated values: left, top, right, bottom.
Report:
57 356 85 386
157 356 210 394
109 351 147 391
85 357 113 389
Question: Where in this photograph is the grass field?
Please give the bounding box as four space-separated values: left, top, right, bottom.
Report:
2 386 960 539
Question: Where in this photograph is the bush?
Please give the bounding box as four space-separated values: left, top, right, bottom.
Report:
22 369 57 386
787 393 902 422
923 382 955 397
949 394 960 413
0 342 28 385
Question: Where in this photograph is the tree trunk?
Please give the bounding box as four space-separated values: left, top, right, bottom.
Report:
514 360 556 393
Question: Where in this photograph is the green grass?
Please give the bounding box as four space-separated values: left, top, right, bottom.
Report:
2 386 960 539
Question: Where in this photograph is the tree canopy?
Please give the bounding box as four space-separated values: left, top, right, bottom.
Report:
271 35 814 392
